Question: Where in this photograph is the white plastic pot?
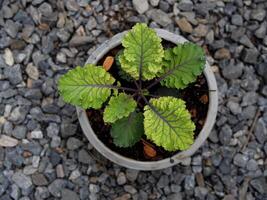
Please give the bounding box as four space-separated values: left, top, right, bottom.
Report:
76 29 218 170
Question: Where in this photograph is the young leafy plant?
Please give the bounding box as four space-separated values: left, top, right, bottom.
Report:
58 23 206 152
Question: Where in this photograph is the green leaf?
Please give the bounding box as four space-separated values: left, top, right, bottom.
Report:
115 50 134 82
160 42 205 89
119 23 164 80
103 93 137 123
144 96 195 151
58 64 115 109
111 112 144 147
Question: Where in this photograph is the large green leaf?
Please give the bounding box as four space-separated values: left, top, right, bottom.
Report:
58 64 115 109
111 112 144 147
103 93 137 123
160 42 205 89
119 23 164 80
144 96 195 151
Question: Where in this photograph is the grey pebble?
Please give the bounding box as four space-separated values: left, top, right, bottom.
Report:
231 14 243 26
126 169 139 182
48 179 66 197
157 175 169 188
38 2 53 17
66 137 83 150
10 184 20 200
12 125 27 139
5 20 19 38
255 118 267 144
124 185 137 194
184 175 195 190
34 187 50 199
69 35 94 47
255 22 267 39
117 172 127 185
256 62 267 83
9 106 28 124
65 0 80 12
250 177 267 194
78 149 93 164
241 92 258 107
89 184 100 193
227 101 242 115
246 159 258 171
4 65 23 85
147 9 172 27
194 186 208 199
60 123 77 138
86 17 97 31
178 0 193 11
12 172 32 190
233 153 248 168
219 125 232 145
31 173 48 186
47 123 59 137
241 48 259 64
57 29 71 43
250 9 266 21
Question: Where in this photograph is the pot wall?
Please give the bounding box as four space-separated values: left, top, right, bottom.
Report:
76 29 218 170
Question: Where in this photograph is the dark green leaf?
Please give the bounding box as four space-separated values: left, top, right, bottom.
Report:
160 42 205 89
111 112 144 147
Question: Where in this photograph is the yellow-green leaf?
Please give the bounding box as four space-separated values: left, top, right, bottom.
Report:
103 93 137 123
144 96 195 151
119 23 164 80
58 64 115 109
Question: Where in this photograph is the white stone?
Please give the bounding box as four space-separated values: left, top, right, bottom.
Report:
4 105 12 118
56 164 65 178
0 135 18 147
0 117 6 125
56 52 67 63
133 0 149 14
32 156 40 168
3 48 14 66
69 169 81 180
30 130 43 139
26 63 39 80
149 0 159 6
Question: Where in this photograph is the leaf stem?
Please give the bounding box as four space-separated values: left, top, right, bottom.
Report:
136 96 142 107
116 86 138 92
134 80 140 90
145 69 174 90
97 85 138 92
144 94 161 98
73 84 137 92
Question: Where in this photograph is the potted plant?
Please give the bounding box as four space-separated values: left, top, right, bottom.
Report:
58 23 218 170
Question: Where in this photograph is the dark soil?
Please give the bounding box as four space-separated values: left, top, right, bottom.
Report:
86 41 209 161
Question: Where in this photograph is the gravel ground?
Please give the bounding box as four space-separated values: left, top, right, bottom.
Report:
0 0 267 199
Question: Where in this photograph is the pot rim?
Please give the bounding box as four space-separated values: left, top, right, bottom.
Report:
76 29 218 170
